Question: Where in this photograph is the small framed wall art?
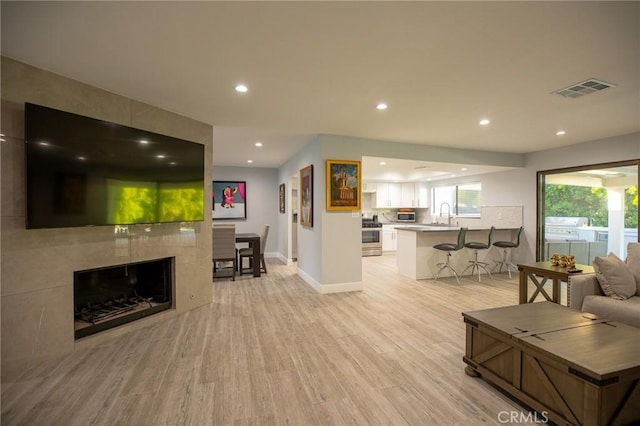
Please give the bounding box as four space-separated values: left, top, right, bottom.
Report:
212 180 247 220
300 165 313 227
326 159 361 211
279 183 286 213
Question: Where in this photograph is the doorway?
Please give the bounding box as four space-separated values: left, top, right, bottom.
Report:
537 160 639 263
288 175 299 262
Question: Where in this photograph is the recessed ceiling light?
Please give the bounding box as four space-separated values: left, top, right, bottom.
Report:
376 103 388 110
479 119 490 126
77 156 86 161
255 142 263 147
556 130 566 136
247 160 253 163
156 154 166 159
140 140 149 145
379 161 387 166
169 161 177 166
235 84 248 93
38 141 50 146
461 167 468 171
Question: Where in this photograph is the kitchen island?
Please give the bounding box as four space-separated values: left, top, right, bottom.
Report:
396 226 520 280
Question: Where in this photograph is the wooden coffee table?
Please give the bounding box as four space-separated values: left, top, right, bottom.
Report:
463 302 640 426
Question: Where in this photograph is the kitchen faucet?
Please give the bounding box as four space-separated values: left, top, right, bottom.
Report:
439 202 453 226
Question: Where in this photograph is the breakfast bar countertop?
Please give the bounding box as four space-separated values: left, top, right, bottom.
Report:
397 225 460 231
395 226 522 280
396 225 518 232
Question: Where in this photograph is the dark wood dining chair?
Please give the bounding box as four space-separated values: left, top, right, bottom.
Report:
239 224 270 275
212 225 237 281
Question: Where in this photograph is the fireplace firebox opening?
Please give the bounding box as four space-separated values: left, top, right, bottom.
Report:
74 257 173 339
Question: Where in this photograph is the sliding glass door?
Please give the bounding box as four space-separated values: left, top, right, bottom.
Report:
537 160 639 264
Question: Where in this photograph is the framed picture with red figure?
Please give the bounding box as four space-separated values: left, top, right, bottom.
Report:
213 180 246 220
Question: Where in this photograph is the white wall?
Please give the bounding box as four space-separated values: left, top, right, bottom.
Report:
431 132 640 263
276 134 528 293
278 135 523 292
278 139 325 286
212 165 279 254
520 132 639 259
277 131 637 292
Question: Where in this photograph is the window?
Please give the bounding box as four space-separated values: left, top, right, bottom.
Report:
432 182 481 217
537 160 639 263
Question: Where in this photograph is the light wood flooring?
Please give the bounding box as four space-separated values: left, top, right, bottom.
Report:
2 255 542 425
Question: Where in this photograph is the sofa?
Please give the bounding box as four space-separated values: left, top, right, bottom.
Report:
568 242 640 327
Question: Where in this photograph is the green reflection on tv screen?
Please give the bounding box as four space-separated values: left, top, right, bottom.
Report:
107 179 203 224
158 181 204 222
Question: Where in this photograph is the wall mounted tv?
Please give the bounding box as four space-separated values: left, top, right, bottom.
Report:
25 103 205 229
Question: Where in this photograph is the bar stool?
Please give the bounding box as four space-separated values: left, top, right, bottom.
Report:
433 227 467 284
462 226 495 282
492 226 523 278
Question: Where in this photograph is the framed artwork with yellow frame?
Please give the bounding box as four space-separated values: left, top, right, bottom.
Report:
326 159 361 211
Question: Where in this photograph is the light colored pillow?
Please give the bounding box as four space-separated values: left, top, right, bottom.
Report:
625 243 640 295
593 252 636 300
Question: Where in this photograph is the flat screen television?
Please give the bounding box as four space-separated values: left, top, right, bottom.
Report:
25 102 205 229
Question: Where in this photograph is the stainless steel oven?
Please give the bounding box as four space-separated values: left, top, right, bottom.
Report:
362 219 383 256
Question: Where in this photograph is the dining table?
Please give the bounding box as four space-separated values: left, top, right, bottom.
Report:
235 233 261 277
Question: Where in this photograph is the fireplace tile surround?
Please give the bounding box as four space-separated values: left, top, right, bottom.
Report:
1 58 213 373
74 256 174 339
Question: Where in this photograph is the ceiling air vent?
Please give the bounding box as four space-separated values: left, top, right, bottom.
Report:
553 79 616 98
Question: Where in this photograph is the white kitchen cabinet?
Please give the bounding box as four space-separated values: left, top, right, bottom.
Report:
362 182 377 193
388 183 402 207
374 183 387 208
375 183 402 208
401 183 416 208
375 182 428 208
382 225 398 251
414 182 429 208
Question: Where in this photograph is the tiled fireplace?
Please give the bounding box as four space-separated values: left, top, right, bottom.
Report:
1 58 213 372
74 257 174 339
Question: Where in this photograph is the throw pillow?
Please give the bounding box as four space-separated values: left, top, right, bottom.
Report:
625 242 640 295
593 252 636 300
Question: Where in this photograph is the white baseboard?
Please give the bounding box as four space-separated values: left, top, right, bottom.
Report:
297 268 363 294
271 252 297 265
317 281 363 294
268 254 362 293
273 252 288 263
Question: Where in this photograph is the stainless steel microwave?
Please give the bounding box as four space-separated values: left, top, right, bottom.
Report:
397 211 416 222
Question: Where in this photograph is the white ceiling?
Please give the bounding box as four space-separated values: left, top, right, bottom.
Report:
2 1 639 175
361 156 514 182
